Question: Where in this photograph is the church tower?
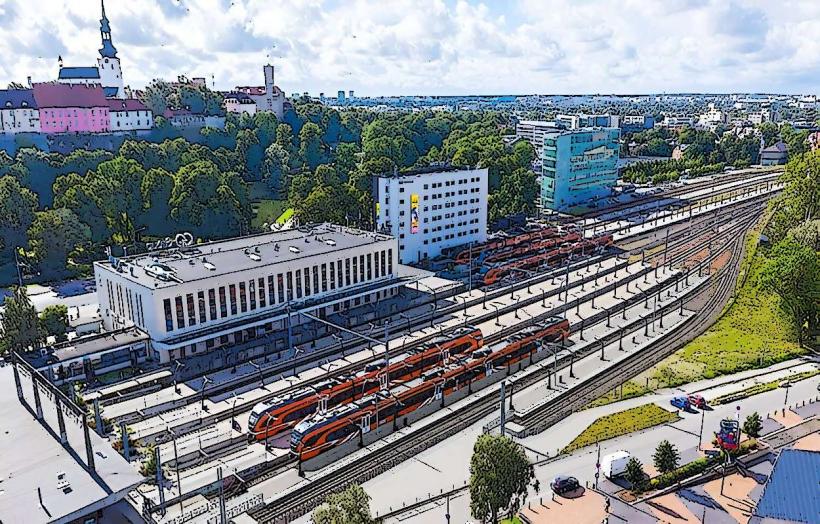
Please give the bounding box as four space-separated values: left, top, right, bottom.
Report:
96 0 125 98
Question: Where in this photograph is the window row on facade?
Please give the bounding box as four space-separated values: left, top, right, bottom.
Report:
161 249 394 333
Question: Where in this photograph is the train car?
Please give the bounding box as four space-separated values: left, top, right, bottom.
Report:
482 234 613 286
483 232 582 265
291 318 569 460
453 226 559 264
248 326 483 441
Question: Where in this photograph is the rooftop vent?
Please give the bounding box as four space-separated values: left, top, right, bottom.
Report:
289 246 301 254
203 261 216 271
325 239 336 246
248 253 261 262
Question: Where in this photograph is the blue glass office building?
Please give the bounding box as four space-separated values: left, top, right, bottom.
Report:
541 128 620 212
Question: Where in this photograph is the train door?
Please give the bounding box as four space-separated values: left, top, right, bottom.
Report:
442 349 450 365
360 413 372 433
434 383 443 400
379 372 388 390
317 395 328 415
485 361 494 376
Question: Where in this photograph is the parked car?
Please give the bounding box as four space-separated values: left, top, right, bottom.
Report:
601 451 632 479
688 394 707 409
550 475 579 494
670 396 690 410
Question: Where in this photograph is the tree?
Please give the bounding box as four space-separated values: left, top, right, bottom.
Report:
653 440 680 474
40 304 69 342
170 161 249 239
91 157 147 241
299 122 325 170
53 174 111 244
0 286 42 354
235 129 265 181
759 122 779 148
625 457 647 492
311 484 373 524
253 111 279 149
275 123 297 165
0 175 38 262
786 219 820 251
469 434 534 523
334 142 360 181
512 140 536 168
262 144 290 193
743 412 763 438
140 168 175 236
28 209 91 279
760 239 820 346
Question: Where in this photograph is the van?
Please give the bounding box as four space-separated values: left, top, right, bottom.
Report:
601 450 632 479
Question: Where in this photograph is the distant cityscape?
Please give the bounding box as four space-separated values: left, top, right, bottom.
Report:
1 2 819 524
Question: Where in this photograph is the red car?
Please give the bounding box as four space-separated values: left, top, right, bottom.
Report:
688 394 707 409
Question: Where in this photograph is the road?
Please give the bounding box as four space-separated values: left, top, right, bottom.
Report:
373 361 820 523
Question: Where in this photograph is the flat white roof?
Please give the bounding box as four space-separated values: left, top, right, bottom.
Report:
95 223 395 289
0 366 144 523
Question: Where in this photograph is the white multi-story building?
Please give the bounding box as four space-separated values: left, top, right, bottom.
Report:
224 92 258 116
515 120 562 171
0 89 40 133
233 65 285 120
107 98 153 132
374 166 488 264
94 224 400 363
698 103 727 128
516 120 562 152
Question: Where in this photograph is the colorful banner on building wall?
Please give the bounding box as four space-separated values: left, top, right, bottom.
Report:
410 193 419 233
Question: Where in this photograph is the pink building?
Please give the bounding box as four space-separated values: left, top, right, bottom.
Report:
32 83 110 134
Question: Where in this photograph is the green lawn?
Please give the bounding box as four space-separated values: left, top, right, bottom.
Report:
501 517 523 524
648 249 803 389
251 199 288 230
563 404 679 453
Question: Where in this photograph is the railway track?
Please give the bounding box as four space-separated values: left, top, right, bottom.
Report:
108 176 779 430
582 168 781 220
517 214 756 433
247 204 764 523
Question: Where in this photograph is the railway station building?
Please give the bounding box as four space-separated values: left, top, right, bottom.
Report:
93 224 409 364
373 165 488 264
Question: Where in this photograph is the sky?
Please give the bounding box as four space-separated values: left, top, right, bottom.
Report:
1 0 819 96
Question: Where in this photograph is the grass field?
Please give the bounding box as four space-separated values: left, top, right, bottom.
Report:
251 199 289 230
646 249 803 389
562 403 679 453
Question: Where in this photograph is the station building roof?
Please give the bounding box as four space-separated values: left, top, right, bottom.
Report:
0 366 144 523
95 223 396 289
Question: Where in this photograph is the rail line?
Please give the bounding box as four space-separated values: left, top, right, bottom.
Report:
247 205 763 522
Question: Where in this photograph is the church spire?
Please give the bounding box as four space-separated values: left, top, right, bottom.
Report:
99 0 118 59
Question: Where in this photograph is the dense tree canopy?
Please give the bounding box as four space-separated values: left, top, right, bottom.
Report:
469 434 534 523
312 484 373 524
0 286 42 354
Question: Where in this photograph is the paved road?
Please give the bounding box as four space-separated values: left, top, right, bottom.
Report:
365 361 820 523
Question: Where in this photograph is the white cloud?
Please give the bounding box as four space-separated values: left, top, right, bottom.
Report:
0 0 818 95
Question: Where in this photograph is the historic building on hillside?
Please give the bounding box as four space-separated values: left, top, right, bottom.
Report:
57 0 126 99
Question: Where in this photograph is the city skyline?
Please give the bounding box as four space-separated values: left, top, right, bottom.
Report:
2 0 820 97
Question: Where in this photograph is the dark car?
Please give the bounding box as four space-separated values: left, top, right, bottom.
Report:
550 475 579 494
688 394 707 409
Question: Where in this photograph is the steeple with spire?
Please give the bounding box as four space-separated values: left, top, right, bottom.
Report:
99 0 118 59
